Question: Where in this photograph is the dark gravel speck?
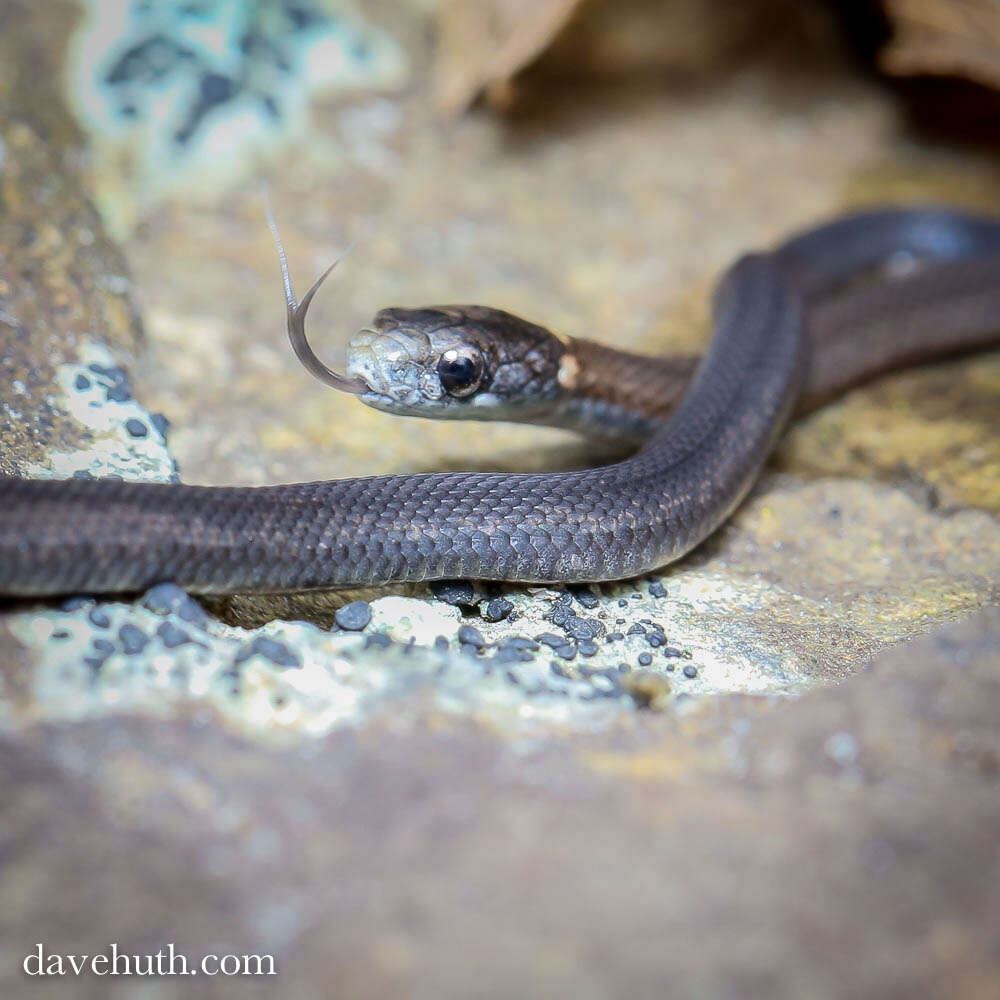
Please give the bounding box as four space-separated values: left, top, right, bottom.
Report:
87 606 111 629
627 624 646 636
238 636 300 669
106 383 131 403
335 600 371 631
571 587 599 609
663 646 685 658
646 634 664 648
118 624 149 655
483 598 514 622
142 583 207 627
555 643 577 661
434 635 450 651
74 373 91 391
61 596 90 612
550 604 572 627
578 639 598 657
92 638 115 656
457 624 486 648
499 636 539 651
125 418 148 438
564 616 605 640
683 664 698 679
536 633 565 649
618 599 628 608
606 632 624 642
648 580 668 599
430 580 476 606
496 646 532 664
150 412 170 437
156 622 190 648
364 633 392 650
51 630 70 640
638 651 653 666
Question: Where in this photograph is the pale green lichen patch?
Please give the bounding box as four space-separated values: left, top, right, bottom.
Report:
7 590 629 738
66 0 407 232
25 341 176 483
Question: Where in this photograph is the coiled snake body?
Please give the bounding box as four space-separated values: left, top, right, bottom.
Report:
3 208 1000 596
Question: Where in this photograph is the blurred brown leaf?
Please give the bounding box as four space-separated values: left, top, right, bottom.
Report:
432 0 796 114
879 0 1000 88
433 0 586 114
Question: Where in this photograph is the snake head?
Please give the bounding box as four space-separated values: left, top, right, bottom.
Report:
346 305 566 420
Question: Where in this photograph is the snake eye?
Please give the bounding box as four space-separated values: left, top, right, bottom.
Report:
437 348 484 397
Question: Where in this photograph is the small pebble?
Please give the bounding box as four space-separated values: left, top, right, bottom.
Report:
645 634 664 648
499 636 539 651
617 599 628 608
156 622 190 648
125 418 148 438
549 604 572 627
536 633 565 649
554 643 577 661
483 597 513 622
142 583 207 626
627 624 645 636
571 587 599 609
72 470 94 479
577 639 598 657
245 636 300 669
335 600 371 631
434 635 450 651
564 615 605 640
105 383 131 403
662 646 684 658
457 624 486 648
648 580 668 599
150 412 170 437
638 651 652 666
364 633 392 650
61 596 89 612
496 646 532 664
683 664 698 679
605 632 624 642
92 638 115 656
118 623 149 655
74 373 91 391
51 630 70 640
87 606 111 629
430 580 476 606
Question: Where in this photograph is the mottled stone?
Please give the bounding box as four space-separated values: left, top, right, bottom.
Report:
2 2 1000 996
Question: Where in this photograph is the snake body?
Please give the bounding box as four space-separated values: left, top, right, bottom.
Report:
2 208 1000 596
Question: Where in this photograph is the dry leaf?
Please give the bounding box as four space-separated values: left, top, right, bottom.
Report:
879 0 1000 89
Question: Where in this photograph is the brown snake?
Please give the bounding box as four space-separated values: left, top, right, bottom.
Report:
1 207 999 596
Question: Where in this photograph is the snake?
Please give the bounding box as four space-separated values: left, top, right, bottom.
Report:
2 207 1000 597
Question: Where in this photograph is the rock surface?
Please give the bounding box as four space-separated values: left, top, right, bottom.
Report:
1 1 999 996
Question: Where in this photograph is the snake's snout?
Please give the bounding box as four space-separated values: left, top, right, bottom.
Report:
346 326 436 405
